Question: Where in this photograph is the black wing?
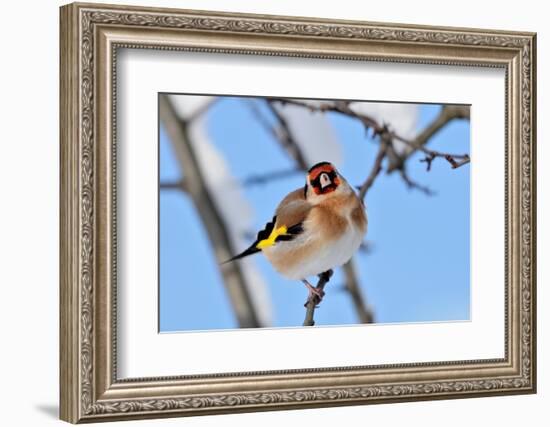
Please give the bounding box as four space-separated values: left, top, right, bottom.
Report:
222 217 304 263
273 223 304 242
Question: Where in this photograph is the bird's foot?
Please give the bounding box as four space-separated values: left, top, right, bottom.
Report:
302 280 325 307
318 270 333 282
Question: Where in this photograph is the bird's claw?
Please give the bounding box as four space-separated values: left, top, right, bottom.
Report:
303 283 325 307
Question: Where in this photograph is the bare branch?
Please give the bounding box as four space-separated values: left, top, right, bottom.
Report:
342 260 374 324
186 98 219 123
159 179 187 191
303 270 333 326
270 98 380 130
415 147 470 170
264 101 309 170
358 137 388 200
246 100 309 170
396 104 470 164
270 98 470 172
160 95 263 328
245 99 273 134
302 260 375 326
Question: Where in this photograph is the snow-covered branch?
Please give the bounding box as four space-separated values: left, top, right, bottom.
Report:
160 95 272 328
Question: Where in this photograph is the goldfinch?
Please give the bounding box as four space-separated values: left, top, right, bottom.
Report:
226 162 367 303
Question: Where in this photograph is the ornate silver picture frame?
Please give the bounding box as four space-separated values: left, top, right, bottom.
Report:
60 2 536 423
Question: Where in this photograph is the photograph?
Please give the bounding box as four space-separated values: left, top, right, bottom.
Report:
159 94 471 331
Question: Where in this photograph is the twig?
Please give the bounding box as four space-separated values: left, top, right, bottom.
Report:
303 270 333 326
420 153 436 171
395 104 470 167
417 150 470 171
242 168 302 186
445 154 471 169
399 169 434 196
358 241 373 254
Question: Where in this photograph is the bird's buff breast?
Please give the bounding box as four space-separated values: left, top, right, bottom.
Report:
263 205 366 280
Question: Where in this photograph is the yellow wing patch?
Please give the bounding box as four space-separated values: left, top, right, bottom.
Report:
256 226 288 249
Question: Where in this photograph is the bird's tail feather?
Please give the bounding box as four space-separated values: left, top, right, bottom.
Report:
222 244 261 264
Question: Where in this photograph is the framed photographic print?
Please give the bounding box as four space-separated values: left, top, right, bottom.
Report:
59 2 537 423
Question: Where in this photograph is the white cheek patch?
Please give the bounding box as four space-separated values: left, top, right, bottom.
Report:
320 173 331 188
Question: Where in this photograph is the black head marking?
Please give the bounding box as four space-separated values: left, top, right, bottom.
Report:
308 161 332 173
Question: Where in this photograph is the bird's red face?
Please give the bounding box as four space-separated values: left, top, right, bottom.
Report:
307 162 341 196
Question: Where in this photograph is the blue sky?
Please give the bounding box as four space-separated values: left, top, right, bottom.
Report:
159 97 470 332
